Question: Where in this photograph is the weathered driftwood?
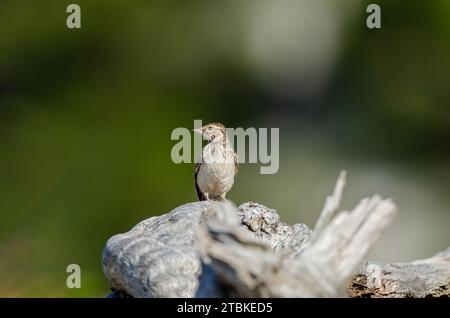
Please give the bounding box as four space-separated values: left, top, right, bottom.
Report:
102 172 449 298
350 248 450 298
102 201 214 298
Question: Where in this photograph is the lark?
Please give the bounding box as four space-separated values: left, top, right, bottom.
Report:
193 123 238 201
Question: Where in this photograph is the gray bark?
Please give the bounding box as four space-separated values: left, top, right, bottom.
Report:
350 248 450 297
102 172 449 298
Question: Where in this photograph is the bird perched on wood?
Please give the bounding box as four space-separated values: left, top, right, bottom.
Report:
193 123 238 201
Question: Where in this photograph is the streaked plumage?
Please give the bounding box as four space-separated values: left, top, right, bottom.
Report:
193 123 238 201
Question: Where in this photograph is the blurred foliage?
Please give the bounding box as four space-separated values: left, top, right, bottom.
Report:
0 0 449 296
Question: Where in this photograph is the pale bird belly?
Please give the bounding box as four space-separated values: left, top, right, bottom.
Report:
197 163 235 198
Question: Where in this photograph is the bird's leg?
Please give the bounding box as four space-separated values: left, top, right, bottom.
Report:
205 192 209 200
220 193 227 200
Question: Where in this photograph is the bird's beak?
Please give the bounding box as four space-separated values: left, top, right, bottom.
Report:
192 128 202 135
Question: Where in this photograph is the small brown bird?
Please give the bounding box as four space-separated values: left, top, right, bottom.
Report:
193 123 238 201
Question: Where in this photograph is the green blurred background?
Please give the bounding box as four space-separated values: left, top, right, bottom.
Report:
0 0 449 297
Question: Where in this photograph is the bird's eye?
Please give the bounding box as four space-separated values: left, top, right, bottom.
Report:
208 126 213 131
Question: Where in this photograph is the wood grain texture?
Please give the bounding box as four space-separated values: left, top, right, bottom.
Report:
102 172 449 298
103 201 213 297
350 248 450 298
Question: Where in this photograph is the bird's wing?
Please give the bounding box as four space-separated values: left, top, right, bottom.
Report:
194 162 207 201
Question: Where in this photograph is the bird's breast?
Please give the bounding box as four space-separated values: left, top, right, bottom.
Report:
197 162 235 196
196 142 236 197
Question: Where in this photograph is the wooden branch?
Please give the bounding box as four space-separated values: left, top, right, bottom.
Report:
102 172 449 298
314 170 346 235
197 193 397 297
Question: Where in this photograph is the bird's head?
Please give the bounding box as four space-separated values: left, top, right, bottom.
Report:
193 123 226 142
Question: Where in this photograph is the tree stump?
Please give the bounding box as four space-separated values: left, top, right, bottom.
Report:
102 172 449 297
